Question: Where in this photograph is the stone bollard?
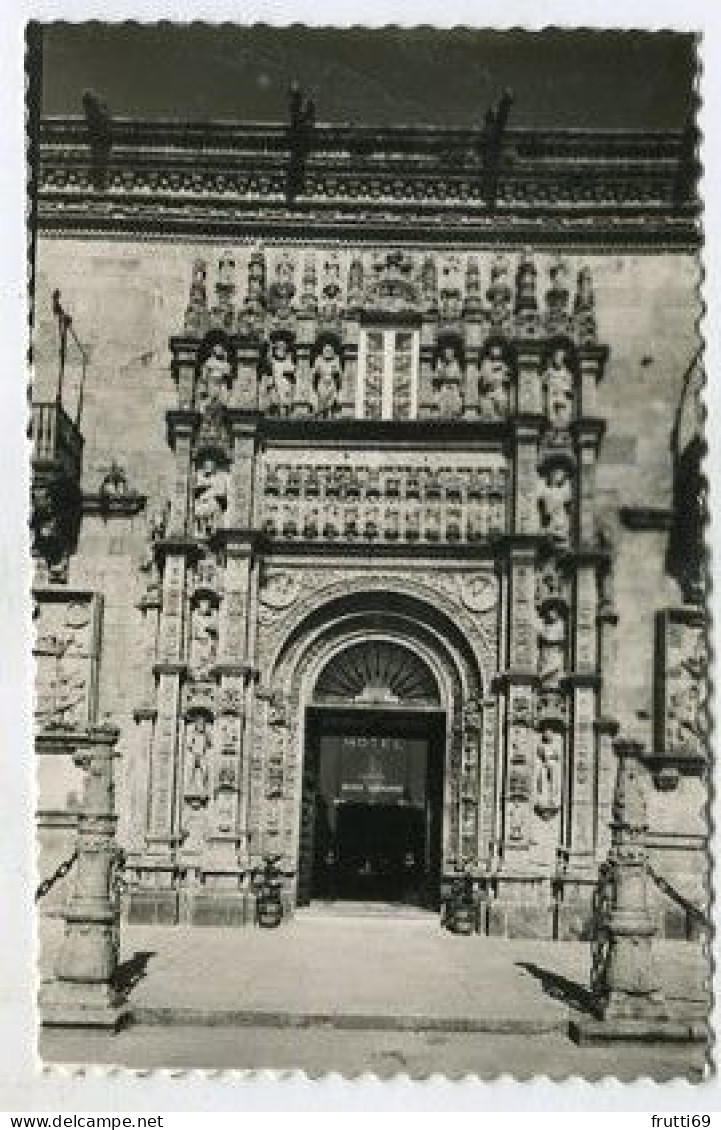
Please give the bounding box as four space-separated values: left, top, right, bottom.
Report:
591 740 667 1022
570 739 704 1044
41 725 129 1030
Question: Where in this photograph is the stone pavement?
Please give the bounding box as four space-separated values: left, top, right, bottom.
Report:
40 1023 709 1081
38 908 709 1033
38 909 709 1078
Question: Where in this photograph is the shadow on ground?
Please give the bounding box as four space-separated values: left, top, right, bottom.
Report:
516 961 594 1014
115 950 155 997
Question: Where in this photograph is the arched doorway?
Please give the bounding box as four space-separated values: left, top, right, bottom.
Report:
298 637 446 909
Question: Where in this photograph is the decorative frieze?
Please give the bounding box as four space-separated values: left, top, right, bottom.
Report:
34 591 102 731
261 455 508 545
655 608 707 761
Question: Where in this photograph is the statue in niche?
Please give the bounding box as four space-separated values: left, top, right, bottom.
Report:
198 341 231 409
304 506 320 538
194 461 227 538
148 498 170 542
536 560 564 605
574 266 597 343
544 346 575 429
478 343 510 419
301 253 318 313
438 257 463 321
268 689 289 727
190 259 207 301
421 255 438 312
185 717 210 800
245 249 266 316
321 255 343 316
487 254 513 327
219 714 237 751
433 342 464 418
267 256 295 317
191 597 218 677
539 467 573 544
312 340 342 417
537 605 566 685
265 337 297 416
507 799 525 843
534 727 563 818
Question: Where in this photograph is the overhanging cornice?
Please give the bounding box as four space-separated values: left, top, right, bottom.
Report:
37 116 700 250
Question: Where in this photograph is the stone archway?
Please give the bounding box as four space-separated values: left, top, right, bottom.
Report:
250 586 489 910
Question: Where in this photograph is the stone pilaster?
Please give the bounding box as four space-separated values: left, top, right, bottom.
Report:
500 540 539 866
576 345 609 420
170 338 199 411
234 339 261 411
515 342 544 417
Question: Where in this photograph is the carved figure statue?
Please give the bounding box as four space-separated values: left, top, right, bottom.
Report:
535 727 563 817
266 338 296 416
185 718 210 798
478 344 510 419
438 256 463 320
191 596 218 676
574 265 597 343
537 605 566 685
507 799 525 842
268 689 289 727
99 462 128 501
245 248 266 315
300 253 318 313
421 255 438 312
268 256 296 317
322 256 343 316
194 461 227 538
198 342 231 409
487 254 512 327
545 347 575 428
312 341 342 417
539 467 573 543
433 343 464 418
190 259 207 301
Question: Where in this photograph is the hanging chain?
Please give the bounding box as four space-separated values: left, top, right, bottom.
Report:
35 850 78 902
647 864 709 927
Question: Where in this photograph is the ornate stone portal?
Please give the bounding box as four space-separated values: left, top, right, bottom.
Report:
127 247 613 935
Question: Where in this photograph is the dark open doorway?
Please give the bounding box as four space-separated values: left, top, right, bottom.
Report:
298 707 445 910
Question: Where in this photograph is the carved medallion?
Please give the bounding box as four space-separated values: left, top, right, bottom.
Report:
259 570 301 610
459 573 497 614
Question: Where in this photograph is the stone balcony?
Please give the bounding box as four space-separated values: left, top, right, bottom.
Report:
31 399 84 581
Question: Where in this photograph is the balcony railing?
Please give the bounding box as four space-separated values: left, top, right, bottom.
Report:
31 400 84 484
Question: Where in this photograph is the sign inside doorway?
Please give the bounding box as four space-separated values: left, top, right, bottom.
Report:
319 734 427 807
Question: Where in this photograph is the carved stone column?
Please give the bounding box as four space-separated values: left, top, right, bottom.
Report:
129 582 160 855
41 726 128 1030
136 410 196 921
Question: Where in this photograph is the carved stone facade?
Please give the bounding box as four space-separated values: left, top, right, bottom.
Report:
91 243 620 935
33 116 705 939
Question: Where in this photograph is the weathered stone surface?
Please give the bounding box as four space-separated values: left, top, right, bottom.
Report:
33 232 705 935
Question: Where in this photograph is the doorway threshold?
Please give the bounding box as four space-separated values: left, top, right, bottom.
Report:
298 900 438 920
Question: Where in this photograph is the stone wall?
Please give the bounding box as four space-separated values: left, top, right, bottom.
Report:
33 238 702 886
